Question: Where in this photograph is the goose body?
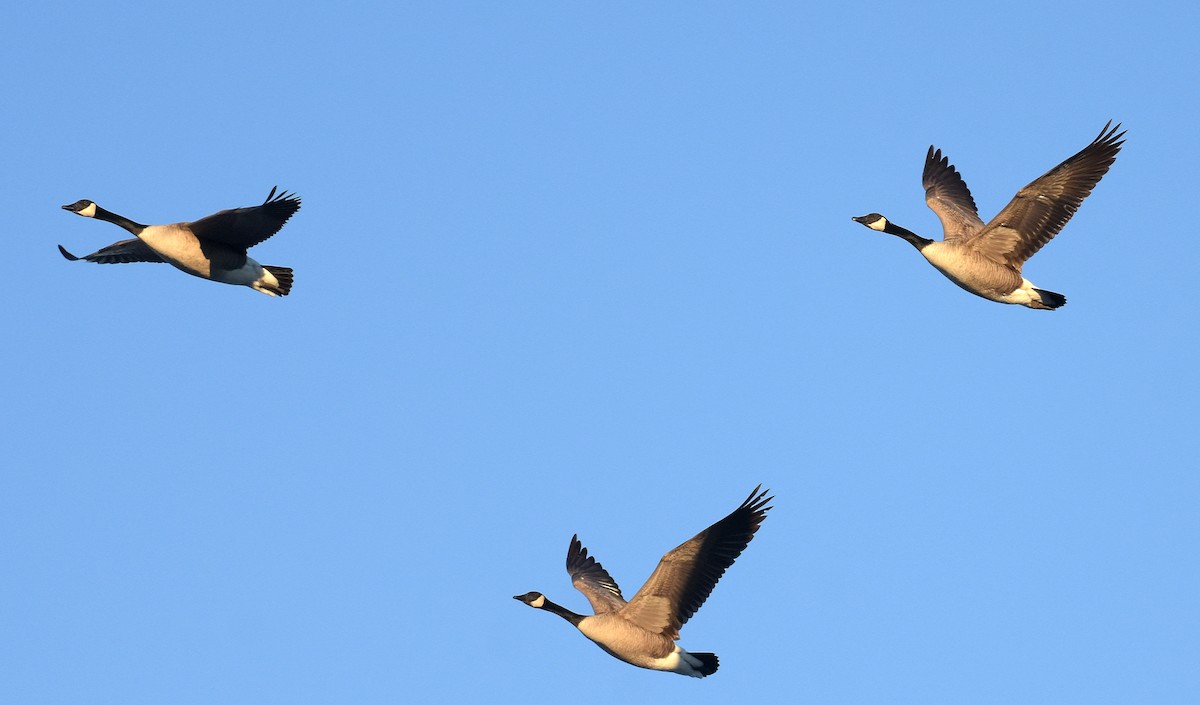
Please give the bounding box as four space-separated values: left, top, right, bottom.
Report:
59 187 299 296
514 486 772 678
853 122 1125 309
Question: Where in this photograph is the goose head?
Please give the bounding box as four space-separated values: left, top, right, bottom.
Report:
852 213 889 232
62 200 98 218
513 592 547 608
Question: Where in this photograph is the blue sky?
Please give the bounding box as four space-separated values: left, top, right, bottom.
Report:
2 2 1197 703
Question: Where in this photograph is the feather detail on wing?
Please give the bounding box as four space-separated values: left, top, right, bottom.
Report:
923 145 985 241
567 534 627 614
967 122 1125 268
620 486 772 640
188 186 301 249
58 238 164 264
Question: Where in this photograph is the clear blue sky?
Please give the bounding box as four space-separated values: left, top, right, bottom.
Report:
2 2 1197 704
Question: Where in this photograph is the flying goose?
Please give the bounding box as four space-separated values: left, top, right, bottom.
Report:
852 121 1125 309
59 187 300 296
514 486 772 678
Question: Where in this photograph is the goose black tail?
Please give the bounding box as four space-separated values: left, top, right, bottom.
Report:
263 266 294 296
692 652 719 677
1032 288 1066 310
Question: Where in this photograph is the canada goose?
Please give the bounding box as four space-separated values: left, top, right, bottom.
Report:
852 121 1125 309
514 486 772 678
59 187 300 296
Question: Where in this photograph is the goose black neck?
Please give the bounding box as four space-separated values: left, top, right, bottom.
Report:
94 206 147 235
884 221 932 251
539 598 585 627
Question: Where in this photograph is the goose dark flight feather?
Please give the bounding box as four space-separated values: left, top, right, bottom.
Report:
58 239 163 265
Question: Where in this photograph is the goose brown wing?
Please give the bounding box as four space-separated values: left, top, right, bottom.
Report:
923 146 985 241
188 186 301 249
567 535 627 615
967 122 1125 268
58 238 164 264
620 486 772 640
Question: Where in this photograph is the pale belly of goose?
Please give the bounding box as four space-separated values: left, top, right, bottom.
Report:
576 614 710 676
920 242 1023 303
137 225 262 285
